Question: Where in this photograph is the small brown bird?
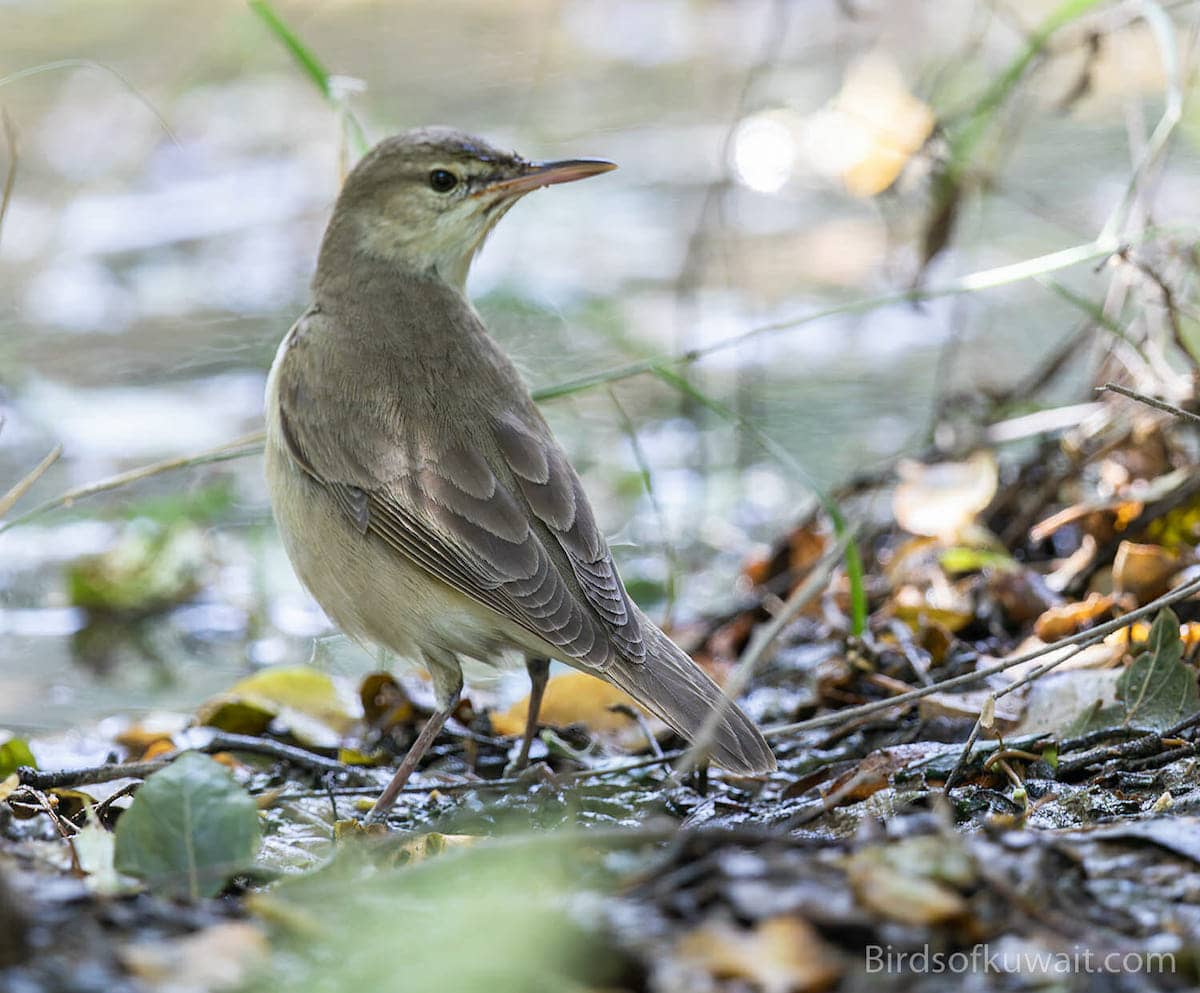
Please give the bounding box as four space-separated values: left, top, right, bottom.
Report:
265 128 775 819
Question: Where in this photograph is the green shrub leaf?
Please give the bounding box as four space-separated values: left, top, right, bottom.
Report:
1118 608 1199 731
114 752 260 900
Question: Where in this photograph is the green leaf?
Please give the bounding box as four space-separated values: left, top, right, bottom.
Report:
246 836 607 993
1117 608 1199 731
938 546 1015 575
0 735 35 778
114 752 261 900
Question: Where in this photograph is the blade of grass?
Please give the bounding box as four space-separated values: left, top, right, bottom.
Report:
248 0 369 157
0 60 178 146
532 232 1128 404
650 366 867 637
0 432 264 535
607 388 679 628
1100 0 1185 242
947 0 1106 175
1037 276 1143 352
247 0 331 98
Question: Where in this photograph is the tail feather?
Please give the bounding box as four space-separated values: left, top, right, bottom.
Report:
604 624 776 775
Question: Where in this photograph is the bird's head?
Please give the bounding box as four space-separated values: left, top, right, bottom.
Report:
323 127 616 290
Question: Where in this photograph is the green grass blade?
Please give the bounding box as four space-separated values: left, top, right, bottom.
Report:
248 0 369 157
949 0 1106 173
248 0 331 97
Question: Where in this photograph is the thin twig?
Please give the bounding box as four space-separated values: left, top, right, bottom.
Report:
945 629 1112 788
1057 731 1161 777
0 431 264 534
18 759 172 790
0 444 62 518
1099 381 1200 426
17 730 373 791
0 109 17 249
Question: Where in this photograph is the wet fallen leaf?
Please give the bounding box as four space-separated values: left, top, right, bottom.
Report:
1011 668 1123 736
47 788 95 823
1112 541 1188 603
846 836 972 925
1146 489 1200 549
490 672 651 744
114 752 261 900
0 735 35 778
938 545 1015 575
891 584 975 633
390 832 478 866
114 716 184 759
743 525 826 588
893 452 998 541
71 817 128 896
986 568 1062 627
818 743 962 803
1107 620 1200 650
196 666 361 749
676 915 842 993
359 671 414 731
1033 592 1123 642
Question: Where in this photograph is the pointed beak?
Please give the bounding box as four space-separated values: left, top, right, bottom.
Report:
476 158 617 198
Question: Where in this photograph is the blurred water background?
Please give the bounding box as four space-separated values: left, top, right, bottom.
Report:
1 0 1197 732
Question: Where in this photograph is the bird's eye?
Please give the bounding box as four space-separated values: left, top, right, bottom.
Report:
429 169 459 193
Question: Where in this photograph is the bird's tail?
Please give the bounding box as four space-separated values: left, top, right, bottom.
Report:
604 622 776 775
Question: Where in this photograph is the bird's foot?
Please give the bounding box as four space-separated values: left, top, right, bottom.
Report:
503 759 556 786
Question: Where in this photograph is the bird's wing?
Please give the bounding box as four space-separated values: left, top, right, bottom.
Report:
274 315 645 671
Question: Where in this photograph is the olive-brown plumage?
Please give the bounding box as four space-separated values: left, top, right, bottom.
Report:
265 128 775 818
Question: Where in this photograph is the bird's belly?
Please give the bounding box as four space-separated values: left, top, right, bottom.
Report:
264 435 513 667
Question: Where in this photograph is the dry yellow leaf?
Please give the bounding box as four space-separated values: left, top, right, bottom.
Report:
847 854 968 925
676 915 842 993
390 832 478 866
802 52 935 198
122 922 267 991
1112 541 1187 603
196 666 361 748
490 671 647 738
893 452 998 541
1033 592 1121 642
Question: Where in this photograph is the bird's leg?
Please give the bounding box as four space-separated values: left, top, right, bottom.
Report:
365 659 463 824
512 657 550 772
